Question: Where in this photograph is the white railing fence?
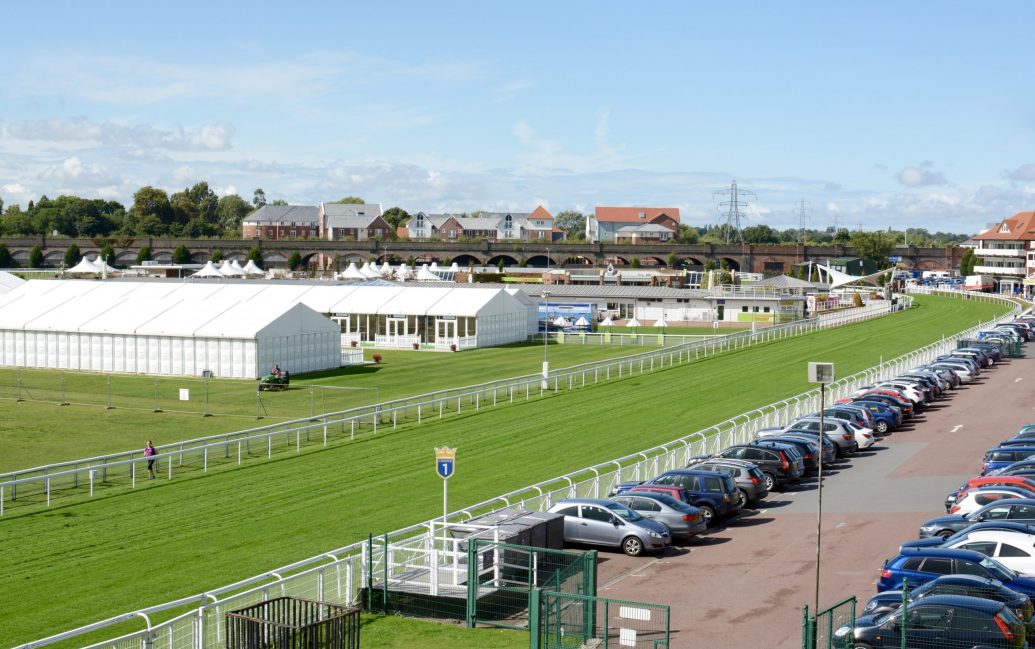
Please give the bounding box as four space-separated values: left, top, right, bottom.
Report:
13 290 1022 649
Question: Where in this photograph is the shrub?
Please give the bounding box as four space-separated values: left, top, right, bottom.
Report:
852 292 864 308
136 245 152 264
210 249 224 263
29 245 43 268
372 353 383 363
350 340 358 348
449 343 457 352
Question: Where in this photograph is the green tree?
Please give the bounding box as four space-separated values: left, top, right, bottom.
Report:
270 199 288 206
132 186 173 235
704 259 716 272
959 248 977 276
29 245 43 268
631 257 641 268
676 224 700 244
667 252 677 267
64 244 81 268
714 269 733 286
99 243 115 266
742 224 779 244
252 188 267 209
334 196 365 204
553 210 585 240
136 245 152 264
171 245 192 265
849 230 897 266
287 251 303 270
382 206 410 230
0 243 11 267
832 228 851 245
497 259 505 272
246 245 263 264
209 249 224 263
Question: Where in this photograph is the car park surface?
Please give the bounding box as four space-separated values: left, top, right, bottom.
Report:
592 351 1035 648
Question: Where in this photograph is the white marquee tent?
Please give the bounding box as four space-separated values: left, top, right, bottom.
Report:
0 281 340 378
0 271 25 294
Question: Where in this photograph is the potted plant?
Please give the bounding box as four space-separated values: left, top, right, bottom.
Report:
412 342 420 350
449 343 457 352
372 353 383 363
351 340 358 347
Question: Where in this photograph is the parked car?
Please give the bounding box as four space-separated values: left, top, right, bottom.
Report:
823 405 875 431
775 432 838 466
876 548 1035 596
784 417 858 456
852 388 916 418
711 442 805 490
947 477 1035 511
927 361 973 383
547 498 670 556
608 492 707 544
616 469 740 526
861 574 1034 636
684 457 769 507
949 487 1035 516
904 522 1035 551
919 500 1035 539
753 435 825 473
937 529 1035 577
985 447 1035 476
838 594 1027 649
840 399 900 434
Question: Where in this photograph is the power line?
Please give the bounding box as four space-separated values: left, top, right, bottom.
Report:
713 180 756 244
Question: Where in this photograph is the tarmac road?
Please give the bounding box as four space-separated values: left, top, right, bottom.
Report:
595 354 1035 648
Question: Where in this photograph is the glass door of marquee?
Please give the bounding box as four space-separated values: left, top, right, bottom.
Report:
387 317 407 337
436 319 456 343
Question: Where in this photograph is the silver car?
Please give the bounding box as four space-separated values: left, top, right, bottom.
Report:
783 417 858 456
610 493 708 543
547 498 671 556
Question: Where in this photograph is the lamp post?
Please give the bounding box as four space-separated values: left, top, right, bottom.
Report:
807 361 835 634
541 289 550 389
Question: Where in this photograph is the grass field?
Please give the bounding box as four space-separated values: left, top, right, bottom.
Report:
0 339 668 472
0 295 1010 646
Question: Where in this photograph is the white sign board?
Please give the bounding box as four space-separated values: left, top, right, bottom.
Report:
808 362 835 384
179 389 190 401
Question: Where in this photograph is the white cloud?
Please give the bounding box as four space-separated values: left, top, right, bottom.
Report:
3 117 234 151
896 161 947 187
1006 164 1035 181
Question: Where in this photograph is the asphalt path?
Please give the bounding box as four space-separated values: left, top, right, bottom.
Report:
594 354 1035 648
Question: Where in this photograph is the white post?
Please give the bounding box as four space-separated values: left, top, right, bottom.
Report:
89 470 95 497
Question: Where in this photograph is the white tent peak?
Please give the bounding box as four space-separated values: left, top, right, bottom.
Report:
814 263 887 289
219 260 245 277
626 317 641 328
67 256 101 274
242 260 264 276
341 262 366 280
192 261 225 278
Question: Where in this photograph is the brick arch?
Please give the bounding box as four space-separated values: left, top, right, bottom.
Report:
487 254 520 267
451 253 483 267
718 257 741 272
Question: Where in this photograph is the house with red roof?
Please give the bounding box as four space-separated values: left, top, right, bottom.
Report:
587 207 680 243
972 211 1035 293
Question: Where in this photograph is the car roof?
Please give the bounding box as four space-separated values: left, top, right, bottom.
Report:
923 574 1004 589
974 498 1035 514
961 529 1035 543
987 446 1035 453
659 469 727 477
691 458 756 469
896 547 992 561
905 594 1005 613
612 492 685 508
554 498 616 507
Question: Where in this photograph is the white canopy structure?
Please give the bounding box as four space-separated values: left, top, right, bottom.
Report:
219 260 245 277
654 316 668 328
429 262 440 272
191 261 224 278
0 281 340 378
242 260 264 276
449 262 460 272
0 271 25 294
91 257 117 274
359 262 381 279
396 264 411 281
815 263 888 289
67 256 102 275
574 316 590 328
341 262 366 280
600 316 614 327
626 318 641 328
380 261 392 275
553 316 569 327
417 264 442 281
230 259 246 274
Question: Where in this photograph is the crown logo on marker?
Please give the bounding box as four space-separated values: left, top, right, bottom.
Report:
435 447 456 461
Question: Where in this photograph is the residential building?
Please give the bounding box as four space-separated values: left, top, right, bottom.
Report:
241 205 320 239
319 202 389 241
972 211 1035 292
586 207 680 243
405 206 554 241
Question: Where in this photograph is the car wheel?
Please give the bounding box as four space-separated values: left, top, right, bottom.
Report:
762 472 777 491
875 420 889 434
698 504 716 527
738 489 751 508
937 529 953 540
853 643 873 649
622 536 644 557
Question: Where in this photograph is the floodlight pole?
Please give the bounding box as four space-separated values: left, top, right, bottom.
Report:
815 380 825 627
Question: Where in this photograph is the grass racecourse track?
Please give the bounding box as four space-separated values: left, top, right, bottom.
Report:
0 295 1009 646
0 339 669 472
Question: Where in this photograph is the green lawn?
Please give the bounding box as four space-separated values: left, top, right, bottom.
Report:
0 339 666 472
0 295 1009 645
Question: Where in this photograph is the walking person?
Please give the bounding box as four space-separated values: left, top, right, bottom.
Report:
144 440 157 480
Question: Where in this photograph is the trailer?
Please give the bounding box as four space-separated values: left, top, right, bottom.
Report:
964 274 995 292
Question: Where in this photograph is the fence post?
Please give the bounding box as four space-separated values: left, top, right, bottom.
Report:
528 587 542 649
106 375 113 409
204 378 211 417
60 373 69 406
310 385 315 418
153 381 162 413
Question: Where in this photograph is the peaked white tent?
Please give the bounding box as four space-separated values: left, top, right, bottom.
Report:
417 264 442 281
230 260 246 274
191 261 224 278
242 260 265 276
429 262 440 272
91 256 117 273
359 262 381 278
815 263 887 289
341 262 366 280
67 256 102 275
396 264 411 281
654 316 668 328
600 316 614 327
553 316 569 327
219 260 245 277
574 316 590 328
380 261 392 275
626 318 641 328
449 262 459 272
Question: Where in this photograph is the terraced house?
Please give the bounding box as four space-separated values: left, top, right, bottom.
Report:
405 205 555 241
242 203 388 241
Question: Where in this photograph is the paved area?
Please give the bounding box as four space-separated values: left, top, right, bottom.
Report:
596 355 1035 648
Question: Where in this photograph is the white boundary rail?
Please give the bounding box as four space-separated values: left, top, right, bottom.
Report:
10 290 1017 649
0 297 910 515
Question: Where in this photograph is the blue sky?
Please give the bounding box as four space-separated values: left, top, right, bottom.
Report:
1 1 1034 233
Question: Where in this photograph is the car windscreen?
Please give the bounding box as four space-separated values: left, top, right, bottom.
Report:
606 501 643 522
981 557 1017 581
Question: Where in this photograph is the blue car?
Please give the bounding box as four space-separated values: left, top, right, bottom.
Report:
844 399 900 434
614 469 740 524
862 574 1034 625
984 446 1035 475
877 547 1035 597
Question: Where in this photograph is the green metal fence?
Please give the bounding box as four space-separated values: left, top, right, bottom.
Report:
467 540 597 631
532 590 670 649
803 597 856 649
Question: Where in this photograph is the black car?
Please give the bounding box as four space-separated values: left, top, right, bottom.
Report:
837 594 1026 649
684 458 770 507
712 442 805 490
753 435 825 472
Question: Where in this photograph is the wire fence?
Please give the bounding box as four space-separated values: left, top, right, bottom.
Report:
0 296 910 514
12 289 1019 649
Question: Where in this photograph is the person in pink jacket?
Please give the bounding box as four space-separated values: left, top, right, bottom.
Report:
144 441 157 480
